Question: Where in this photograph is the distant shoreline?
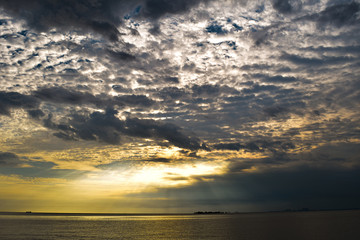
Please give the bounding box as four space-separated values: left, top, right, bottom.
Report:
194 208 360 215
0 208 359 216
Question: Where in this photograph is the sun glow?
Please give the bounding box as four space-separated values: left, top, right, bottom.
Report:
75 161 227 197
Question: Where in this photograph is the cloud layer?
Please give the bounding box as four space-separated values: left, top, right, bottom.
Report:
1 0 360 212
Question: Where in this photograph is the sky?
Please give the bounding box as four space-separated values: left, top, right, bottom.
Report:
0 0 359 213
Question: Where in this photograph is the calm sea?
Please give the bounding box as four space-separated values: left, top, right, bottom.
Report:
0 210 359 240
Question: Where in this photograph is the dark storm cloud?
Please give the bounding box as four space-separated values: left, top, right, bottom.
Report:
1 87 156 118
27 109 45 119
0 19 7 25
45 108 206 150
0 152 23 167
152 84 239 104
213 140 295 152
0 91 39 116
240 83 281 94
112 85 131 93
295 1 360 28
123 116 206 150
129 163 360 211
263 105 290 117
253 74 299 83
192 84 221 97
213 142 244 151
240 64 272 71
265 75 298 83
317 1 360 27
33 87 156 108
154 87 189 101
228 167 360 209
0 0 125 41
191 84 239 98
272 0 302 14
281 53 355 66
164 77 179 84
115 94 155 108
144 157 172 163
213 142 260 152
0 0 210 40
107 49 136 61
272 0 293 13
33 87 99 105
142 0 210 19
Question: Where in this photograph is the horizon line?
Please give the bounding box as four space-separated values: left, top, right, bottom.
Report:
1 208 359 216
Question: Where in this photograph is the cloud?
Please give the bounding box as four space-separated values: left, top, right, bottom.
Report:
0 0 127 41
144 157 172 163
154 87 189 102
33 87 156 109
317 1 360 27
128 164 360 211
272 0 302 14
0 0 211 40
281 53 355 66
142 0 210 19
256 1 360 46
107 49 136 61
272 0 293 14
0 152 23 167
164 77 179 84
253 73 304 86
0 156 87 179
0 0 359 213
33 87 99 105
44 108 207 150
213 140 295 152
191 84 222 97
0 91 39 116
295 1 360 28
255 74 299 84
115 94 156 108
27 109 45 119
213 142 260 152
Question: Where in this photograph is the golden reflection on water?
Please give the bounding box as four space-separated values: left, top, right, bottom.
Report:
1 211 360 240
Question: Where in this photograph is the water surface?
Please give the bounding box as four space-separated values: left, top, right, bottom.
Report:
0 210 359 239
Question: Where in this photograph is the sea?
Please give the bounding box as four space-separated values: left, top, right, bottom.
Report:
0 210 359 240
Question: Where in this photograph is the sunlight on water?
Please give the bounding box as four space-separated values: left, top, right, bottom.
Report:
0 210 359 240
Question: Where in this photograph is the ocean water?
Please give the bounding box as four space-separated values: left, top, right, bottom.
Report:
0 210 359 240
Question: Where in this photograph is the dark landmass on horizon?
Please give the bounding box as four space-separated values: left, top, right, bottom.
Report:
1 208 359 216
